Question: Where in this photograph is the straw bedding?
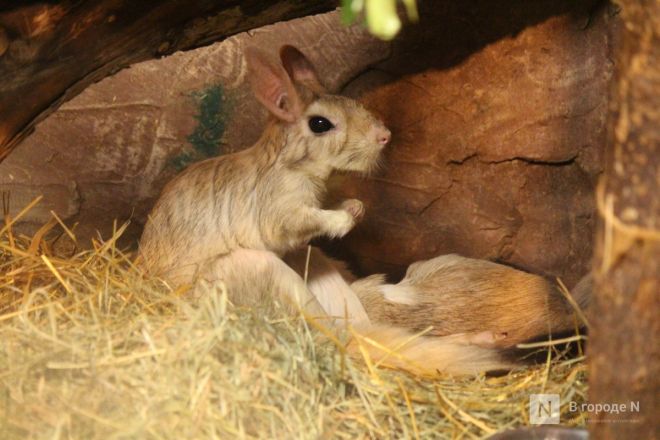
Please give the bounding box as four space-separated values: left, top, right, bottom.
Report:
0 205 587 439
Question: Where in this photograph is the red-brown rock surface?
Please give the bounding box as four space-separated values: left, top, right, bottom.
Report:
325 0 613 286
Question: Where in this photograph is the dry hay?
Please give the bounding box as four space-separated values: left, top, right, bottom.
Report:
0 202 588 439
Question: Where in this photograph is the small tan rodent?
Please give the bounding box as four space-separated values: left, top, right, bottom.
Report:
138 45 389 315
351 254 589 347
285 247 590 375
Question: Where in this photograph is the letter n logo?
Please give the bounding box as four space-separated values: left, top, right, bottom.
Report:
530 394 560 424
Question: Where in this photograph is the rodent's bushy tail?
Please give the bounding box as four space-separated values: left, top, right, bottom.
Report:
345 324 514 376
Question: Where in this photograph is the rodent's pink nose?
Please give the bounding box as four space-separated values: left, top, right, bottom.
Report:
377 127 391 145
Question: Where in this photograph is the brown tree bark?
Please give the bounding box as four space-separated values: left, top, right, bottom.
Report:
0 0 335 163
588 0 659 438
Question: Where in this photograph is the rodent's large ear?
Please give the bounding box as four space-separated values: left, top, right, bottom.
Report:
279 45 325 93
244 46 303 122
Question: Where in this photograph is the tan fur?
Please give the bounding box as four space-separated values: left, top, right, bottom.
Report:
137 46 389 316
193 249 326 317
286 248 514 375
286 247 590 375
353 254 587 346
345 325 514 376
284 246 368 325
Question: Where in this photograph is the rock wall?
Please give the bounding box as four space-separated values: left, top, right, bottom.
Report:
326 0 614 285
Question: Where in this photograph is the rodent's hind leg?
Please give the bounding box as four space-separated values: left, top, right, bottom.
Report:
195 249 326 319
285 246 370 325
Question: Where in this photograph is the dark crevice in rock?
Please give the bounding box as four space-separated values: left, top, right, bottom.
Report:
481 154 579 166
447 152 478 165
447 152 579 167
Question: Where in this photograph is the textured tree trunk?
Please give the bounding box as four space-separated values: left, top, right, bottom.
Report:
0 0 335 163
588 0 659 438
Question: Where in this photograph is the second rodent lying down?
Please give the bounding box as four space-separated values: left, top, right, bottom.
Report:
285 247 589 375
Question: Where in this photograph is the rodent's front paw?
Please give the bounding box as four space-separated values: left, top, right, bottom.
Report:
340 199 364 222
326 209 356 238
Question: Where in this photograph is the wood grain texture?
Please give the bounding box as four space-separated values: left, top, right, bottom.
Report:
0 0 335 162
588 0 660 437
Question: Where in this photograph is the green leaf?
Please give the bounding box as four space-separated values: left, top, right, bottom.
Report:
401 0 419 22
365 0 401 40
340 0 357 24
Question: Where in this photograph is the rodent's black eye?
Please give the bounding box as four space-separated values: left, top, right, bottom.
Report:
308 116 334 134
